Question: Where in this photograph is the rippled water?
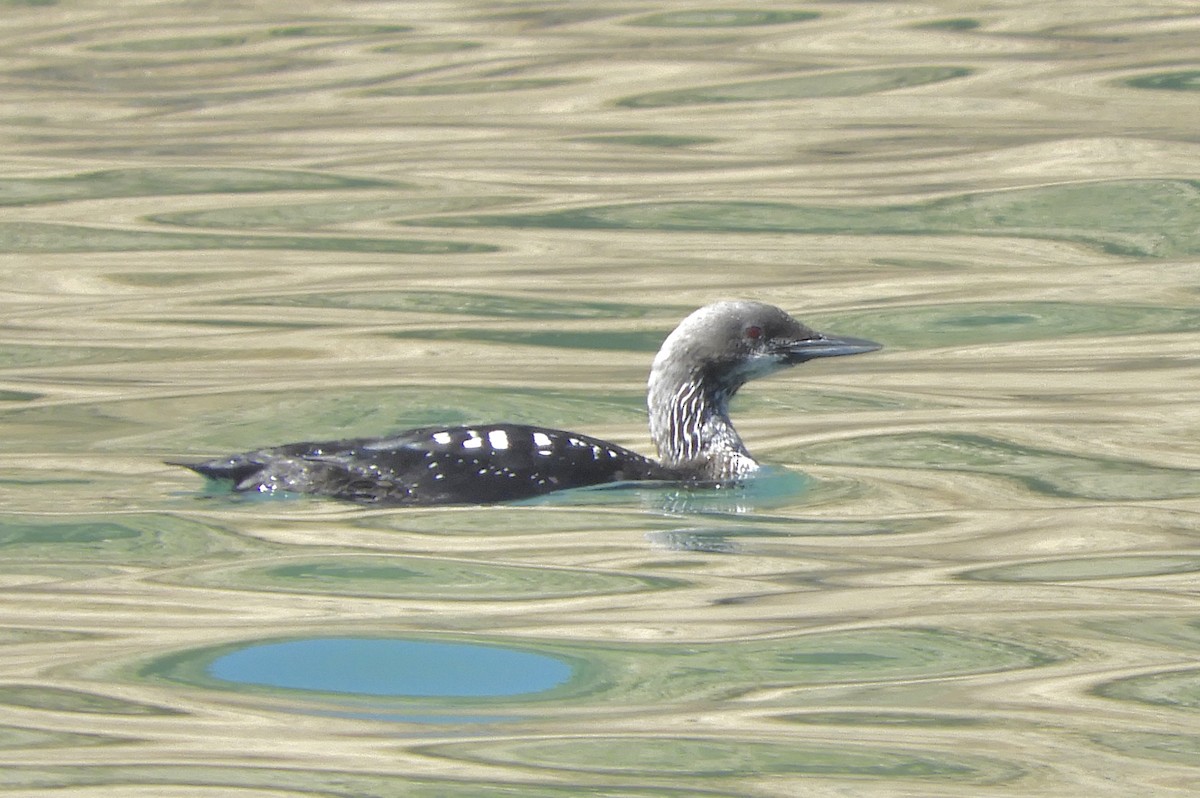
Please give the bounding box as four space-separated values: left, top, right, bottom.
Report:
2 2 1199 795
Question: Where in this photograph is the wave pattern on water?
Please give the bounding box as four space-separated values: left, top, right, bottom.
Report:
0 2 1198 797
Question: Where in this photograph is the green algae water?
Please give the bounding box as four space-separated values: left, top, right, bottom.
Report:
1 2 1198 796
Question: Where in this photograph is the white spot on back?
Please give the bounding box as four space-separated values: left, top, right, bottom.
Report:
432 431 452 445
488 429 509 450
462 431 484 450
532 432 553 448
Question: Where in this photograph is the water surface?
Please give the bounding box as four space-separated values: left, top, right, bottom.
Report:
1 2 1198 796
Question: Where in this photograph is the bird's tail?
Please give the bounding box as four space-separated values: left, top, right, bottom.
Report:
165 456 264 485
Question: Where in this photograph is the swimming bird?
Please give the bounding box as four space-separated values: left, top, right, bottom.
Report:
171 301 880 505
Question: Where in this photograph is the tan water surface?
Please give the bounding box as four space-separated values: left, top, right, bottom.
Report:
1 1 1199 796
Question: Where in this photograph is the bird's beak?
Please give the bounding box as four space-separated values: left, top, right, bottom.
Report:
780 333 882 364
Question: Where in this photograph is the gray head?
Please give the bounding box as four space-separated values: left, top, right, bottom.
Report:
647 301 880 479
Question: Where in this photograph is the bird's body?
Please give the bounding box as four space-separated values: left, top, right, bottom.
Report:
183 424 670 505
172 301 880 506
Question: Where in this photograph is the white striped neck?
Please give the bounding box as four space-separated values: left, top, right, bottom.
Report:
647 372 758 480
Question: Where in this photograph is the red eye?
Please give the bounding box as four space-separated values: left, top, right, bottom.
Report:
744 325 762 340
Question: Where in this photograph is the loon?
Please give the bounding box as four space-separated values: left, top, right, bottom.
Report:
171 301 880 506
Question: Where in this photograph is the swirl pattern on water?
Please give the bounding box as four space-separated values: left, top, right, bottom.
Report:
0 2 1197 796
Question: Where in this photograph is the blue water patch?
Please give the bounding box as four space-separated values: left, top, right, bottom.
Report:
207 638 573 697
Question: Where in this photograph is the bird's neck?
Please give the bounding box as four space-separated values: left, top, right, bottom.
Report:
647 366 759 481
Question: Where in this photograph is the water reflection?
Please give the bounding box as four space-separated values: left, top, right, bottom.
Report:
0 764 736 797
420 735 1020 782
401 180 1200 258
1093 667 1200 712
165 553 683 600
618 66 973 107
148 626 1059 708
800 432 1200 501
2 0 1199 794
962 555 1200 583
0 221 496 255
208 638 574 697
0 167 394 206
0 685 183 717
625 10 821 28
